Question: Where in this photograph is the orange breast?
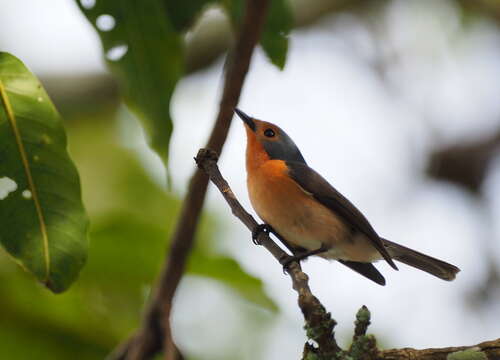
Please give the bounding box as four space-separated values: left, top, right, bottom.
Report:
247 160 300 225
247 160 344 250
246 160 380 262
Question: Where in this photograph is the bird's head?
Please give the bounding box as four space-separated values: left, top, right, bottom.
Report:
235 108 306 165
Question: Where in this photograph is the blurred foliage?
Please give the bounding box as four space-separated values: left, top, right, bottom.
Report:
260 0 293 69
0 105 276 359
77 0 291 173
222 0 292 69
0 53 88 293
77 0 183 170
165 0 215 31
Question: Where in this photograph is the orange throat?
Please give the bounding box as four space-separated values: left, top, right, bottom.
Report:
245 126 270 173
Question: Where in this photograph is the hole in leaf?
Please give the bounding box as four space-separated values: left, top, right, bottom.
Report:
96 14 116 32
0 177 18 200
41 134 52 145
22 190 32 200
106 44 128 61
80 0 96 9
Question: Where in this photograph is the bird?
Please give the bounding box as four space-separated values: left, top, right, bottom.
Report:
235 108 460 285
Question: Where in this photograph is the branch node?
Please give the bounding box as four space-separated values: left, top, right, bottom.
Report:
353 305 371 339
195 148 218 168
349 334 377 360
346 305 377 360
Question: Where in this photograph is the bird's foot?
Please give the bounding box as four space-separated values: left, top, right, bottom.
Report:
279 254 299 274
252 223 273 245
279 245 329 274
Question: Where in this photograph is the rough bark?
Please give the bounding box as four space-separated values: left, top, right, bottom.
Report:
379 339 500 360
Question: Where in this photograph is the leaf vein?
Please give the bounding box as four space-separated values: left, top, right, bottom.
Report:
0 79 51 280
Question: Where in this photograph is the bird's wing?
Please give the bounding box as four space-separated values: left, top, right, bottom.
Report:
338 260 386 285
286 161 397 270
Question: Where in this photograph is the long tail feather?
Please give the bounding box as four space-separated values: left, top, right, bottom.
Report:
382 238 460 281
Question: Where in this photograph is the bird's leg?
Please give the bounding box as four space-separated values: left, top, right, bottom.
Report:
252 223 273 245
268 228 301 254
252 224 307 255
279 245 329 272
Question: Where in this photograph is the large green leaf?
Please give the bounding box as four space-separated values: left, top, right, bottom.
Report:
76 0 183 168
0 52 88 293
0 94 276 360
222 0 292 69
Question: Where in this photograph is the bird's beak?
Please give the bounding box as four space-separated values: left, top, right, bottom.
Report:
235 108 256 132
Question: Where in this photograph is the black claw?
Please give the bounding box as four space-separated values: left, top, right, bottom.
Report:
252 224 273 245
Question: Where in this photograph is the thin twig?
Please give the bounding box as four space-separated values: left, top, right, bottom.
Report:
194 148 340 357
108 1 271 359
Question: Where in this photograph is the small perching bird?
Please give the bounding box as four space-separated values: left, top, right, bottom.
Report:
236 108 460 285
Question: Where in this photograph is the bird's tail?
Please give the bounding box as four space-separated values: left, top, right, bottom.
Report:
382 238 460 281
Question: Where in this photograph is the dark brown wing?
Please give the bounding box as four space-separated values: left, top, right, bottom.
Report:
286 161 397 270
338 260 386 285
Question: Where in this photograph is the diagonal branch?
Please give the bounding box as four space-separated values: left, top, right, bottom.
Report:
194 148 340 358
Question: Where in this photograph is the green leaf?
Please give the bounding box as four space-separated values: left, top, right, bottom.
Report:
261 0 293 69
165 0 215 31
221 0 245 24
222 0 292 69
76 0 183 168
0 52 89 293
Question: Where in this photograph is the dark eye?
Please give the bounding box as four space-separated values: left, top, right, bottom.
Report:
264 128 275 138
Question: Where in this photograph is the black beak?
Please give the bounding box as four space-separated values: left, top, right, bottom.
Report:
234 108 256 131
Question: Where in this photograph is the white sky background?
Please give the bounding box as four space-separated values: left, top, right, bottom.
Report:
1 0 500 359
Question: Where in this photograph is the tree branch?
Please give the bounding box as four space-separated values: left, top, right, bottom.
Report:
195 148 500 360
108 1 271 359
195 148 341 358
379 338 500 360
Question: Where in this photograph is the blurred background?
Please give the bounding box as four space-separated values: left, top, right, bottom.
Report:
1 0 499 359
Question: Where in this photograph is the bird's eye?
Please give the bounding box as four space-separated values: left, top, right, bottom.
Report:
264 128 275 138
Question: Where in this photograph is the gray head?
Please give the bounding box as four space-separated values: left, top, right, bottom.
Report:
235 108 306 164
